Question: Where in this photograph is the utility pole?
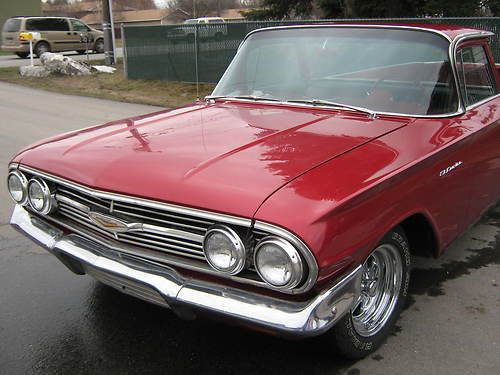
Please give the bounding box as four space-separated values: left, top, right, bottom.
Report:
193 0 197 18
102 0 116 65
217 0 221 17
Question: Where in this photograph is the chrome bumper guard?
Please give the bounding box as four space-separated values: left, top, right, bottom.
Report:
11 205 362 337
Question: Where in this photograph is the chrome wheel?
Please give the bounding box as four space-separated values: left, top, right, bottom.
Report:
351 244 403 337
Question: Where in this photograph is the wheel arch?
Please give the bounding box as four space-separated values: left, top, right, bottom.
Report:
34 39 51 50
394 212 440 258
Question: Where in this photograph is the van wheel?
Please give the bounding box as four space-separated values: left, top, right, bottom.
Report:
94 39 104 54
34 42 50 58
16 52 29 59
326 227 411 358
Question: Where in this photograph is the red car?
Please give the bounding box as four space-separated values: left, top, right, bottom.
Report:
8 24 500 358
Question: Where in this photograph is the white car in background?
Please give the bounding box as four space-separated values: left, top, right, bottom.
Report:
182 17 227 40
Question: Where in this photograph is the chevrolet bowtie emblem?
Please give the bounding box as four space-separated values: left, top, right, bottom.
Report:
88 211 131 233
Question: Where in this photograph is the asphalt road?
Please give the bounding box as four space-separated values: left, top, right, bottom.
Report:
0 48 123 68
0 82 499 375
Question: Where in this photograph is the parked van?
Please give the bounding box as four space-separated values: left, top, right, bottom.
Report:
182 17 227 39
1 17 104 58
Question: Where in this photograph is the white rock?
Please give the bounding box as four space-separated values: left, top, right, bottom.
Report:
91 65 116 74
19 65 50 77
40 52 92 76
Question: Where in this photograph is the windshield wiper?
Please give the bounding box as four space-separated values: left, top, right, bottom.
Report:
205 95 280 102
286 99 377 119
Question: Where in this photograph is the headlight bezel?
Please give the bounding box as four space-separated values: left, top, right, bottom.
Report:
254 236 304 290
27 177 54 215
203 225 247 275
7 170 29 205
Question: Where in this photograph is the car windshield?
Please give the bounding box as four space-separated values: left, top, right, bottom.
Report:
212 27 459 116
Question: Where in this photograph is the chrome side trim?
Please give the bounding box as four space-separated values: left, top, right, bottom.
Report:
11 204 362 337
18 165 252 227
254 221 319 294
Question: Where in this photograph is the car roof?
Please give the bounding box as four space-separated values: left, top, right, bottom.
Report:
249 23 491 43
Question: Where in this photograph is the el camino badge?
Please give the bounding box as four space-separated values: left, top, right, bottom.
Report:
88 211 130 233
439 161 463 177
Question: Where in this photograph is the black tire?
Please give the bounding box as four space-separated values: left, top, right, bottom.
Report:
16 52 29 59
94 39 104 54
327 227 411 359
76 50 87 54
34 41 50 58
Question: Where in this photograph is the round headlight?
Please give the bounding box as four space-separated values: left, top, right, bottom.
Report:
203 226 246 275
27 178 53 215
254 237 304 289
7 171 28 204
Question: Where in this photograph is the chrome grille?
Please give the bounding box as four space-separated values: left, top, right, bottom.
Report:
16 165 318 294
53 184 213 262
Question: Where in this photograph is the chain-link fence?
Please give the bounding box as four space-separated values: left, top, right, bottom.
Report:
122 18 500 83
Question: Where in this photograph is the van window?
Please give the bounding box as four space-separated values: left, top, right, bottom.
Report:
3 18 21 32
26 18 70 31
70 19 90 32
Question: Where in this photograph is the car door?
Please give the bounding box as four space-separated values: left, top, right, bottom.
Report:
68 19 94 51
25 18 73 52
454 40 500 223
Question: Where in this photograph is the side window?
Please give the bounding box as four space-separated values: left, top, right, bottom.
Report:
70 19 90 32
26 18 69 31
51 18 70 31
456 45 497 106
26 19 49 31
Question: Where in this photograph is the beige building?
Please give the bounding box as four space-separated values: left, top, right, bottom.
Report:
80 8 191 31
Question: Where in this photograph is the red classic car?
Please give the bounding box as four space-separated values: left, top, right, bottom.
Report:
8 24 500 358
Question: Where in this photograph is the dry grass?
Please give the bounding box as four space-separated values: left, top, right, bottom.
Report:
0 62 215 108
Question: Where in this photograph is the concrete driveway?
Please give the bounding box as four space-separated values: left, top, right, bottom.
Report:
0 82 498 374
0 47 123 68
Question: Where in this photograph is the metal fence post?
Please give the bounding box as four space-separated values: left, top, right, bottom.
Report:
121 23 128 78
195 24 200 99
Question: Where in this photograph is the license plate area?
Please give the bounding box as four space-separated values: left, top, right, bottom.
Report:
84 265 170 308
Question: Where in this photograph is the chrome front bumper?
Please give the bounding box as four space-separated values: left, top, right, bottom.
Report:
10 205 362 337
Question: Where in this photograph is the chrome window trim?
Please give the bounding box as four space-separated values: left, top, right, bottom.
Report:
451 32 498 112
464 92 500 111
215 25 495 119
11 164 319 294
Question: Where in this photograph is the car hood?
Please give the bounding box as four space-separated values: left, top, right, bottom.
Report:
16 102 409 218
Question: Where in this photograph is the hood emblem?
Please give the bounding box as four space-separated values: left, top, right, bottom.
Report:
88 212 131 233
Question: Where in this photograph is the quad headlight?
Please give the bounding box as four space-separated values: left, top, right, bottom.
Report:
203 225 247 275
7 171 28 204
27 177 53 215
254 237 303 289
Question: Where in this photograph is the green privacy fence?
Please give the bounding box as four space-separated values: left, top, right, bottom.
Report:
122 17 500 83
